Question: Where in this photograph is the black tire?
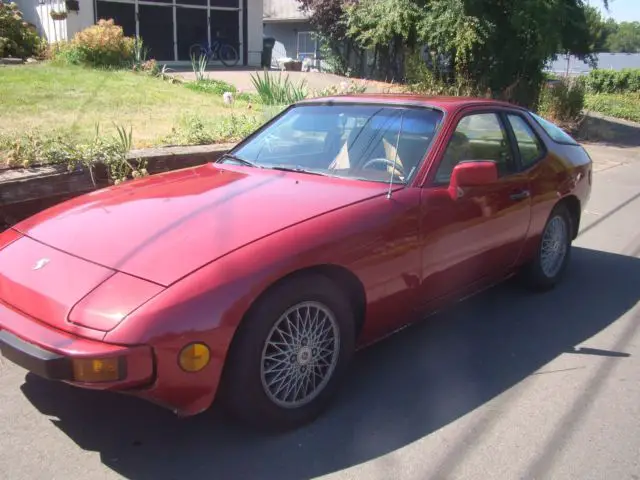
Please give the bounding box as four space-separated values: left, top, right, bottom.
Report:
220 274 356 431
219 44 239 67
189 44 205 61
521 203 573 291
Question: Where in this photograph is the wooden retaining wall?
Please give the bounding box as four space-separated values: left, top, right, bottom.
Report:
0 144 232 230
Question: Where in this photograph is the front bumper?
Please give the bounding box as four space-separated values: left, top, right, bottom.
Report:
0 300 153 390
0 329 77 380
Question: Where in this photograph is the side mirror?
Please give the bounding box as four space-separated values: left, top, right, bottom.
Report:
448 161 498 199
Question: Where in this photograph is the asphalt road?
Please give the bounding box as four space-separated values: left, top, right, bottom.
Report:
1 143 639 480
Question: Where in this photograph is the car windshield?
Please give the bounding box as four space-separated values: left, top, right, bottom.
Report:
225 104 444 184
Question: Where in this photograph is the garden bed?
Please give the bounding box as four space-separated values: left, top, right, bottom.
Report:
1 143 232 229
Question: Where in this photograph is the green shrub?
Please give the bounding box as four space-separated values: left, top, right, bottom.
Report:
48 41 82 65
131 36 148 69
164 113 264 146
584 69 640 94
404 50 484 97
52 19 135 67
184 80 261 104
250 70 307 106
585 93 640 123
0 1 44 58
537 76 585 123
404 73 483 97
312 80 368 97
236 91 261 104
185 79 237 95
190 53 208 82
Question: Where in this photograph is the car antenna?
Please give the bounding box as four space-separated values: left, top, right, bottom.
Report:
387 112 405 199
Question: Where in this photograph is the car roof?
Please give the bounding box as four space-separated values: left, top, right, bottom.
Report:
296 94 527 114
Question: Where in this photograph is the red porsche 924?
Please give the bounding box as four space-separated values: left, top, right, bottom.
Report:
0 95 592 430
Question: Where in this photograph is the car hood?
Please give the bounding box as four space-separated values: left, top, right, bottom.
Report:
13 164 387 286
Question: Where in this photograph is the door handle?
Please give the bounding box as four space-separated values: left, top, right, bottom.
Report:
510 190 530 201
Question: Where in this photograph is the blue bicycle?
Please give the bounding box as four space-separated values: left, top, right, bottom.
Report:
189 37 239 67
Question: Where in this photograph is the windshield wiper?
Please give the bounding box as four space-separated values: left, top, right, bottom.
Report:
219 153 262 168
268 165 332 177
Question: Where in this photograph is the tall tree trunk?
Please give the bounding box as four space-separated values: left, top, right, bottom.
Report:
358 47 366 78
372 45 379 79
394 36 405 82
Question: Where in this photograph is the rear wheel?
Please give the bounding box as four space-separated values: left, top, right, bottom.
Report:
522 203 573 290
220 274 355 431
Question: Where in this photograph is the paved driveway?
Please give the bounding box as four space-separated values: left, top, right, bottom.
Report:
1 144 639 480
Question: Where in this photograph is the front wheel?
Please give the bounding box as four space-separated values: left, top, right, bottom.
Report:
189 44 207 62
220 274 355 431
219 44 239 67
522 203 573 290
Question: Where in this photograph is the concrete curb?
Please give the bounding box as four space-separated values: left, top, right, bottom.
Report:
577 112 640 148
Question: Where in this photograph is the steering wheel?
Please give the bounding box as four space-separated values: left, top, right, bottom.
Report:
361 157 405 178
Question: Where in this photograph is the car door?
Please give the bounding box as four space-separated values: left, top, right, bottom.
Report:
416 108 533 305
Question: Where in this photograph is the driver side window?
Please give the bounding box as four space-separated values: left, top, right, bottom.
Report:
435 112 514 184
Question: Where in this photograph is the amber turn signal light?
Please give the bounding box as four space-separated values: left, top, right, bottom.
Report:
178 343 211 372
72 357 122 382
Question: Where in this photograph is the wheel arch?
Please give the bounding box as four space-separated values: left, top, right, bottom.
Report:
558 194 581 239
237 264 367 340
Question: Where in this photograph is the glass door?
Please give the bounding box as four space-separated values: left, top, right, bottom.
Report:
176 6 208 61
210 9 240 56
96 1 136 37
94 0 243 63
138 3 175 61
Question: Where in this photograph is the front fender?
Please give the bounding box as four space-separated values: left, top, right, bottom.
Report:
102 212 367 415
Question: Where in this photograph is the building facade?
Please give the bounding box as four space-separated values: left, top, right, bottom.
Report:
13 0 264 65
262 0 316 63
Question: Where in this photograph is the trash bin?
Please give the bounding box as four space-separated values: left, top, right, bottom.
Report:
262 36 276 69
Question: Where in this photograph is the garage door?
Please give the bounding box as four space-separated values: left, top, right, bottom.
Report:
95 0 243 63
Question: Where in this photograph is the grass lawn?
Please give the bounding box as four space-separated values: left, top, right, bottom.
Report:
0 63 259 149
585 93 640 124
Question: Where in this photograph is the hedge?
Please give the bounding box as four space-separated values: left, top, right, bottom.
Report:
584 69 640 94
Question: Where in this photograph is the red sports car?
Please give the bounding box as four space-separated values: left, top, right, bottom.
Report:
0 95 592 430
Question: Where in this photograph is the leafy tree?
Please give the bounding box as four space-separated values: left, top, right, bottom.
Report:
344 0 429 80
297 0 347 40
298 0 604 106
584 5 608 52
605 21 640 52
297 0 357 75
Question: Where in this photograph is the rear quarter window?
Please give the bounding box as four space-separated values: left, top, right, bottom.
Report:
529 112 579 146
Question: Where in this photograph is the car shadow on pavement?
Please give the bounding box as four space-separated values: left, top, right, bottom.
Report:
19 246 640 480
